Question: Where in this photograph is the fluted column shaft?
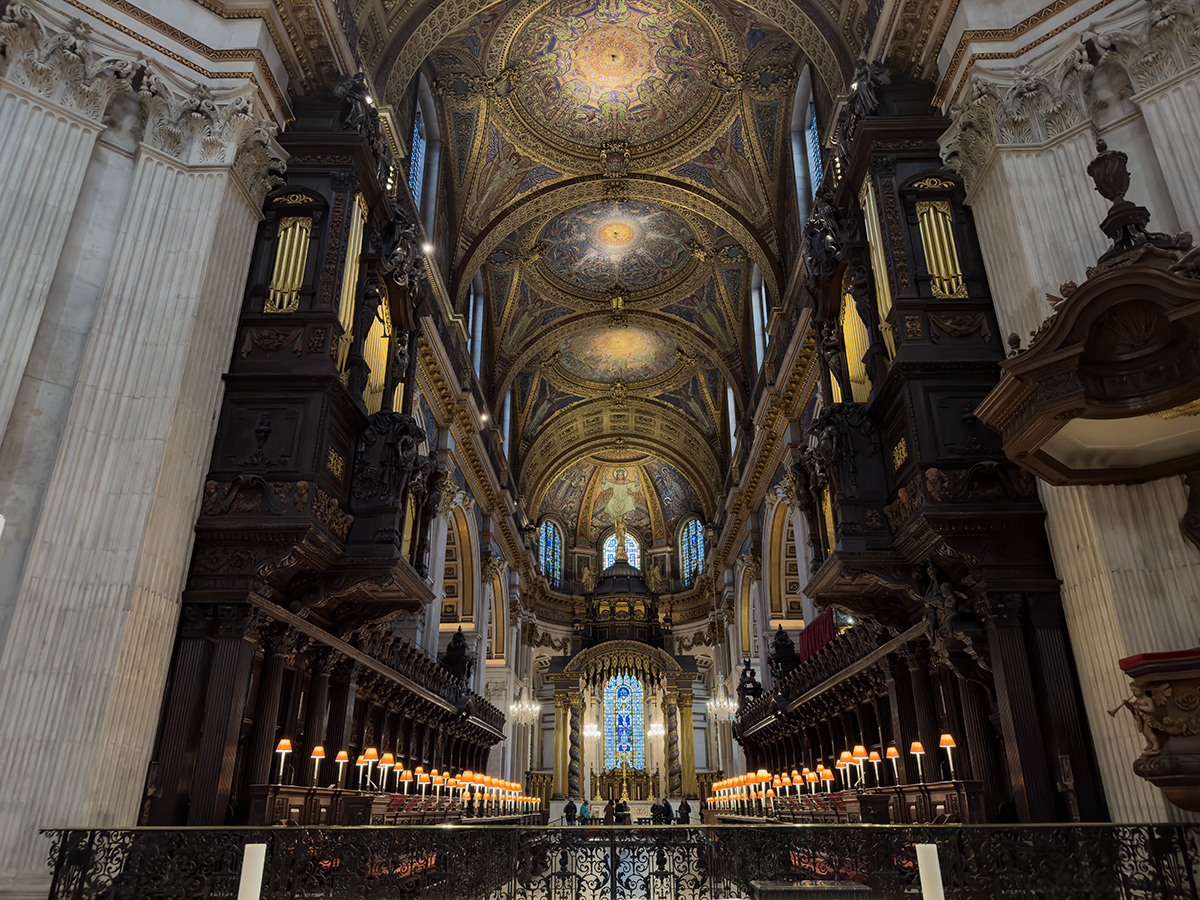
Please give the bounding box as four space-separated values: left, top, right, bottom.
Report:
246 646 289 788
552 692 570 799
677 690 697 798
0 132 271 882
147 626 210 825
0 78 108 446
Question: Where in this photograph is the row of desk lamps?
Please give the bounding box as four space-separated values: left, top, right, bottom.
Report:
273 739 540 812
708 735 958 813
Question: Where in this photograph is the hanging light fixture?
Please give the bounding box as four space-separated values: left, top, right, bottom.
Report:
509 688 540 726
708 682 738 722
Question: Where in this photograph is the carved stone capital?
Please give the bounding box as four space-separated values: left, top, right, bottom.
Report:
0 4 137 121
138 75 286 204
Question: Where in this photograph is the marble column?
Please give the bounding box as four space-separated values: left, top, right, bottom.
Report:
567 693 582 799
664 691 682 797
0 78 283 887
677 690 698 798
552 692 570 799
0 7 133 447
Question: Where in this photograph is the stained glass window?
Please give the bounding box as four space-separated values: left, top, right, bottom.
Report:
539 520 562 588
805 100 821 199
602 532 640 570
604 675 645 770
409 106 425 208
680 517 704 586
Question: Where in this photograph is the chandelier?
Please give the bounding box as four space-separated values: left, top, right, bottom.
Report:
647 722 666 738
583 722 601 739
708 684 738 722
509 689 540 726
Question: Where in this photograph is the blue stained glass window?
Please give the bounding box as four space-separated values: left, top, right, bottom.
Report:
604 675 645 770
805 100 821 200
409 106 425 208
602 532 640 570
680 517 704 586
539 520 562 588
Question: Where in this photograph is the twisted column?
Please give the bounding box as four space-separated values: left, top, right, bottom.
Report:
664 691 682 797
568 693 582 799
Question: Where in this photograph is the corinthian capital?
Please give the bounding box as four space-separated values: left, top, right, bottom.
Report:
0 3 137 121
139 74 286 204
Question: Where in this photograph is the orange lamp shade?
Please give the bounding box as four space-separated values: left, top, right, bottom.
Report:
400 770 413 782
886 747 899 759
310 746 325 759
940 734 957 749
791 769 800 778
816 764 825 771
463 770 473 779
835 759 847 769
418 774 431 783
431 769 440 777
276 739 292 754
781 776 792 786
806 772 818 783
772 776 782 786
364 748 379 762
910 741 925 754
839 751 853 762
802 767 811 775
756 768 768 778
356 755 366 766
379 753 394 768
765 789 776 798
820 770 834 781
852 745 867 760
335 751 349 763
868 751 881 762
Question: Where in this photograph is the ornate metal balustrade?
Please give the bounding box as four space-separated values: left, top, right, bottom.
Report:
45 824 1200 900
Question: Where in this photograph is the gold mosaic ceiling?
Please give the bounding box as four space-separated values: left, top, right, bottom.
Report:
353 0 856 542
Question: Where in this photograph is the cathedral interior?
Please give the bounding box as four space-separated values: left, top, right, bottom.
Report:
3 0 1200 896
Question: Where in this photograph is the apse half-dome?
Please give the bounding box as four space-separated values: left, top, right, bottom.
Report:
539 200 694 294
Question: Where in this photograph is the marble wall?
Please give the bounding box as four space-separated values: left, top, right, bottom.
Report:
938 0 1200 823
0 2 288 894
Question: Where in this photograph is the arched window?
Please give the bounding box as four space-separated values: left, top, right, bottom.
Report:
602 531 641 570
789 66 821 221
679 517 705 586
408 105 425 209
604 675 645 769
539 520 562 588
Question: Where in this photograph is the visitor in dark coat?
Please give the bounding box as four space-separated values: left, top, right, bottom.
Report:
604 799 615 824
564 798 578 825
663 799 675 824
677 798 692 825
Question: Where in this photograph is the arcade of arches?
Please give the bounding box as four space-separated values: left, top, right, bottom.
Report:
3 0 1200 893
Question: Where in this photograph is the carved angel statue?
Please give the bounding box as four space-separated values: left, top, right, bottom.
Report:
582 565 596 593
647 564 664 594
1109 683 1162 754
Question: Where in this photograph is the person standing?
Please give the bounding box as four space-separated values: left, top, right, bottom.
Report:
579 799 590 823
564 797 578 825
677 797 692 825
604 799 615 824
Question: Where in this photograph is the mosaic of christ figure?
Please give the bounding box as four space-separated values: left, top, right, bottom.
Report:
600 467 639 523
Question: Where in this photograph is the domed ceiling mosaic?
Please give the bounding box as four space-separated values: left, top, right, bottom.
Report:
355 0 856 551
556 326 679 384
539 200 696 294
504 0 724 153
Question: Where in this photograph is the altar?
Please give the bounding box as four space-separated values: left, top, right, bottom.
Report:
591 764 661 801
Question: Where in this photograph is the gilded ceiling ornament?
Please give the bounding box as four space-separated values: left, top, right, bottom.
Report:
610 381 629 408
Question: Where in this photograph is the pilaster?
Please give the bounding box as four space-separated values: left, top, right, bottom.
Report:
552 691 571 799
0 75 284 886
677 689 698 798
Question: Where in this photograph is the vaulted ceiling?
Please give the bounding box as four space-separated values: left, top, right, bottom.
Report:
350 0 858 545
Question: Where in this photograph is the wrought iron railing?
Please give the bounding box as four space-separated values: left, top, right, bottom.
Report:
44 824 1200 900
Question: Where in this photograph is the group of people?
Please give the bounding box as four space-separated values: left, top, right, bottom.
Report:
562 796 692 825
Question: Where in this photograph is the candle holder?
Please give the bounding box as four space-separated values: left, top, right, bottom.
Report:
910 742 926 783
310 746 325 788
275 739 292 785
940 734 957 780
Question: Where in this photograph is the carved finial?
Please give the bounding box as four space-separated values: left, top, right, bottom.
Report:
1087 139 1130 204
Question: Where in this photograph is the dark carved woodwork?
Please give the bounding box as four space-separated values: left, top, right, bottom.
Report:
736 70 1107 826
